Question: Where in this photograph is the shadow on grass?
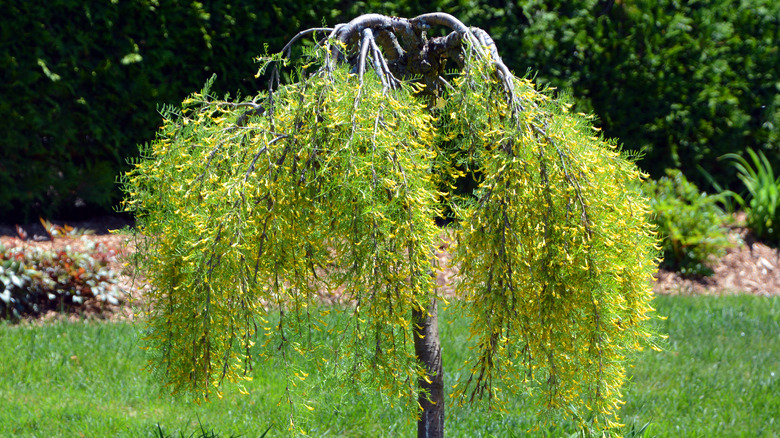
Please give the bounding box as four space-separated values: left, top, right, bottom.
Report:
154 418 272 438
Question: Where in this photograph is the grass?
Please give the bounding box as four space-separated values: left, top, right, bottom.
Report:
621 295 780 437
1 295 778 437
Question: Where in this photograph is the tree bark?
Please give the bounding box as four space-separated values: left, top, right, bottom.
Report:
413 298 444 438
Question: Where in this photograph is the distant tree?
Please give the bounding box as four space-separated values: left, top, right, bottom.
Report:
122 13 660 438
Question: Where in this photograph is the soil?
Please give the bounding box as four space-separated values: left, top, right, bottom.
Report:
2 215 779 321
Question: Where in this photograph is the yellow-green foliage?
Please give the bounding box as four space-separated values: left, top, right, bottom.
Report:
123 48 660 433
124 67 441 414
442 61 660 428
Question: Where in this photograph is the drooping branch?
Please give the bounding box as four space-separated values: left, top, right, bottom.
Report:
271 12 512 97
368 32 400 89
357 28 373 85
280 27 335 58
262 11 533 121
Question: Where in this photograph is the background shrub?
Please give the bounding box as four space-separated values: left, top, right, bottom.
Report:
642 169 733 276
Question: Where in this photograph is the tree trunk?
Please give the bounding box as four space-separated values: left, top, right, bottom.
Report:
413 298 444 438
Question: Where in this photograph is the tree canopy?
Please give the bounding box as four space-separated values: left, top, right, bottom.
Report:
122 13 661 436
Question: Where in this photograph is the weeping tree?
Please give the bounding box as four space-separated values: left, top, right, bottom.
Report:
122 13 660 438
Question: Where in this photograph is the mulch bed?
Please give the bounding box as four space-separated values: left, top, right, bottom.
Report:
654 226 780 296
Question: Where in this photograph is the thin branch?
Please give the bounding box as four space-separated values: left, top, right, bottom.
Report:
281 27 334 58
470 27 500 62
438 75 456 92
324 23 348 71
244 134 287 182
369 34 400 89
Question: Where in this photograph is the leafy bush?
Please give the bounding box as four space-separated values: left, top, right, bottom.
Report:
643 169 732 276
723 148 780 244
0 232 121 320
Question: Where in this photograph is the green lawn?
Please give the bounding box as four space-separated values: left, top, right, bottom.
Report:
1 295 778 437
621 295 780 438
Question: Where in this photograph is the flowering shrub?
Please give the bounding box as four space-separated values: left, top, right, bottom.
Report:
0 236 122 319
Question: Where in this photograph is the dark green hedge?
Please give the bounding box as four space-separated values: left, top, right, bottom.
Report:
2 0 778 220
